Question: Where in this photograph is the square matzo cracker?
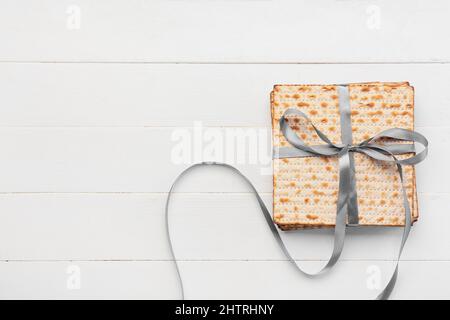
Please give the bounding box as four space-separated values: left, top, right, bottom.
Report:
271 82 417 229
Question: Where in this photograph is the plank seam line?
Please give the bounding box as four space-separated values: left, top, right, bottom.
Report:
0 125 447 129
0 259 448 263
1 61 450 65
0 192 446 196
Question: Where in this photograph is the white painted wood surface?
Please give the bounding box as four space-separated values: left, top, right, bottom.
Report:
1 63 450 127
0 0 449 299
1 261 449 300
0 0 449 63
0 193 448 261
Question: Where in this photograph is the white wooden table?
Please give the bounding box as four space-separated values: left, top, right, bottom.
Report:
0 0 449 299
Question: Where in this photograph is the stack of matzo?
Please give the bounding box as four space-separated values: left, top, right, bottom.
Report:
271 82 417 230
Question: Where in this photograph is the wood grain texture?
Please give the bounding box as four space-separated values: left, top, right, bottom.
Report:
0 0 448 300
0 0 449 63
0 261 449 300
0 193 447 261
0 63 450 127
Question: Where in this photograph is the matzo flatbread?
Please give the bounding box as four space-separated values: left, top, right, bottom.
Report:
271 82 417 229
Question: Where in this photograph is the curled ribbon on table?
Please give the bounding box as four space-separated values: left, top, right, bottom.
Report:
165 85 428 300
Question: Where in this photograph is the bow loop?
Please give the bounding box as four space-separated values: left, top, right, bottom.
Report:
359 127 428 166
280 108 342 157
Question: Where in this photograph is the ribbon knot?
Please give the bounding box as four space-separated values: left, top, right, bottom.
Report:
347 144 358 152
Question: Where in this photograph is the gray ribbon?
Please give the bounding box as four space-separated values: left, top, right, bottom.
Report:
274 86 428 299
338 86 359 226
165 86 428 300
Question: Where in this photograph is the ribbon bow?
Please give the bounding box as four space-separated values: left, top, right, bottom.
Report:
275 101 428 299
278 107 428 225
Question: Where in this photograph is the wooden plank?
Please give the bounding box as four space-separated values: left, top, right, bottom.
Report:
0 1 449 63
0 193 447 261
0 126 443 193
0 261 178 300
0 63 449 127
0 260 448 299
